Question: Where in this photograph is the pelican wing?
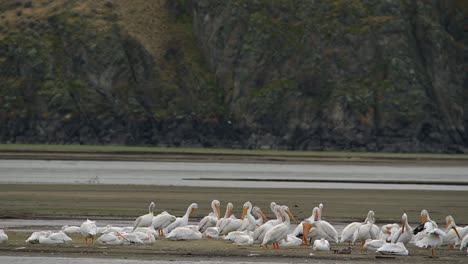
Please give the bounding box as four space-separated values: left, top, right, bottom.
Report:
340 222 361 243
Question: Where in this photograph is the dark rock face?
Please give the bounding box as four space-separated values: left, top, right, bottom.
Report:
192 0 467 152
0 0 466 152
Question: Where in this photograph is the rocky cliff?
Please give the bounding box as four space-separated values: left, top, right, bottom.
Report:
0 0 466 152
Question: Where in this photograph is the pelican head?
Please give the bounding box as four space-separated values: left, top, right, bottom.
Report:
421 209 428 223
312 207 320 221
445 216 461 239
225 202 234 218
284 206 297 224
241 201 252 220
149 202 156 213
302 218 318 245
253 206 268 221
189 203 198 216
212 200 221 218
401 213 408 233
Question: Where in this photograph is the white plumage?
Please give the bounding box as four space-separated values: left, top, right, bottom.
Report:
198 200 221 233
96 232 126 245
415 222 446 257
133 202 155 231
377 242 408 256
390 213 413 244
313 238 330 251
80 219 98 246
165 203 198 234
443 215 466 248
0 230 8 243
38 231 72 245
166 226 202 240
152 211 176 237
261 205 291 249
364 239 386 251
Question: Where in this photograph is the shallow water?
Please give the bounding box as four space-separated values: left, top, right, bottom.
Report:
0 160 467 190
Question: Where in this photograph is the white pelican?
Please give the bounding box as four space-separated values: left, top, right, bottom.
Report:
165 203 198 234
167 226 202 240
61 225 81 234
198 200 221 233
238 202 257 232
234 233 254 246
303 208 338 245
377 242 408 256
224 230 253 242
261 205 293 249
0 230 8 243
253 204 281 243
444 215 467 249
313 238 330 251
340 211 374 244
203 227 221 239
415 222 455 257
280 235 302 248
152 211 176 237
363 239 386 251
315 203 338 244
390 213 413 244
253 206 269 226
216 202 234 228
352 211 379 251
26 231 51 244
263 202 280 226
98 225 124 234
134 225 158 238
460 233 468 251
219 214 243 235
80 219 98 246
133 202 155 231
96 232 125 245
130 230 156 244
413 209 439 243
294 207 320 244
379 223 399 242
118 232 144 244
40 230 73 245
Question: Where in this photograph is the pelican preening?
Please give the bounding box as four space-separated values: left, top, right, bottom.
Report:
165 203 198 234
133 202 155 231
390 213 413 244
80 219 98 246
198 200 221 233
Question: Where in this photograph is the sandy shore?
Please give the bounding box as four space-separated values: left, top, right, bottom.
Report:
0 184 467 263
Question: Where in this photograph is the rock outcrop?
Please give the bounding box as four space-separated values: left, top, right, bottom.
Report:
0 0 466 152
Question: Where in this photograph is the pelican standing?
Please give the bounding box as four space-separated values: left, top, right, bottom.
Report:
261 205 293 249
0 230 8 243
152 211 176 237
253 204 281 243
444 215 467 249
352 211 379 251
340 211 374 244
198 200 221 233
390 213 413 244
165 203 198 234
80 219 98 246
415 222 459 257
133 202 155 231
238 202 257 232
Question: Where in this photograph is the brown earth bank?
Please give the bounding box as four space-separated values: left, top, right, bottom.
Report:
0 184 467 262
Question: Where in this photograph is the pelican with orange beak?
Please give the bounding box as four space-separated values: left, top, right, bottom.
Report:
262 205 293 249
238 201 257 232
300 207 321 245
444 215 465 250
390 213 413 244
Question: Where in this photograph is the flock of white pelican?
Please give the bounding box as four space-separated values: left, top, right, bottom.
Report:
1 201 467 258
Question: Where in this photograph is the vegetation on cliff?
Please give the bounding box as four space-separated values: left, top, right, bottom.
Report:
0 0 466 152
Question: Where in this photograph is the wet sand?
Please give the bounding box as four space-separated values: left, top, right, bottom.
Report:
0 184 467 263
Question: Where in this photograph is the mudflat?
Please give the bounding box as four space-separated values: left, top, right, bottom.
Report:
0 184 467 263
